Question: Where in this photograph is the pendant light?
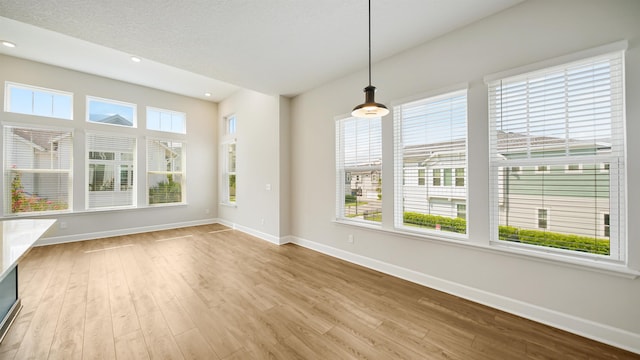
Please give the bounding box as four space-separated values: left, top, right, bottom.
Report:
352 0 389 118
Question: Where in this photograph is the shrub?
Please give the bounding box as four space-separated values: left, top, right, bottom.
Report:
11 171 67 213
403 211 610 255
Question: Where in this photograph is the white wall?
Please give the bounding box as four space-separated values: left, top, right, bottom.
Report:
290 0 640 353
217 89 290 241
0 55 218 242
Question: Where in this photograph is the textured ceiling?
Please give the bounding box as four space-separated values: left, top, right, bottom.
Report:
0 0 523 101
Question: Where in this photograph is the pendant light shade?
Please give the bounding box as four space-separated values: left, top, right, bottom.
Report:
352 85 389 118
352 0 388 118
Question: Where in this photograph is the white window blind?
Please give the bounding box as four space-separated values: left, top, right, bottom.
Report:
4 125 73 214
86 132 136 209
393 89 467 235
488 50 625 260
147 139 185 205
335 116 382 223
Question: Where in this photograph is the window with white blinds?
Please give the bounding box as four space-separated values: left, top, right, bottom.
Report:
393 89 467 236
86 132 136 209
4 125 72 214
488 50 625 260
147 139 185 205
335 116 382 223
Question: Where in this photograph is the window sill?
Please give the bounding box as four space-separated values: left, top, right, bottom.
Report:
333 220 640 279
219 202 237 208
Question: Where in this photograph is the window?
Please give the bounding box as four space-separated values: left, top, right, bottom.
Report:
86 133 136 209
457 204 466 220
510 166 522 175
87 97 136 127
226 115 237 135
432 169 441 186
535 165 550 174
147 107 186 134
537 209 548 229
4 125 72 214
604 213 610 238
565 164 582 173
394 89 467 235
418 169 425 186
336 115 382 223
221 141 237 204
147 139 184 205
488 49 625 259
5 82 72 120
455 168 465 187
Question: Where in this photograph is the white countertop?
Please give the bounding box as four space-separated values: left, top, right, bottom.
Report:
0 219 56 282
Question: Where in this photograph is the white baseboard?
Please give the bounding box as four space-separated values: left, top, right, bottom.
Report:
37 218 218 246
288 235 640 355
214 218 289 245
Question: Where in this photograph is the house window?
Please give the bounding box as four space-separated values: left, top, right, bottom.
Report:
5 82 72 120
222 141 236 204
457 204 466 220
393 89 467 235
147 139 184 205
336 115 382 223
87 96 136 127
537 209 548 229
4 125 72 214
87 133 136 209
147 107 186 134
455 168 465 187
565 164 582 173
488 48 625 259
604 213 610 238
510 166 522 174
535 165 550 174
601 163 610 173
432 169 441 186
418 169 425 185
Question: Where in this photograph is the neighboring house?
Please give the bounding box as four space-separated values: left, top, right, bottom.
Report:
402 132 611 238
7 128 72 201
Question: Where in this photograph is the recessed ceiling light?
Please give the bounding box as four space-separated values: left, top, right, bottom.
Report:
204 92 212 97
130 56 141 63
1 41 16 48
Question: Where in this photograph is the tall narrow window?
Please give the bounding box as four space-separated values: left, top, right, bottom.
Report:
394 89 467 235
488 48 625 259
221 141 236 204
4 125 72 214
87 133 136 209
336 115 382 223
5 82 72 120
147 139 184 205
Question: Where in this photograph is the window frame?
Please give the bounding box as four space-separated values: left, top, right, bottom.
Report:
486 44 626 262
3 124 74 216
146 138 186 206
85 131 137 211
146 106 186 134
392 88 468 238
86 96 137 128
335 114 382 225
221 140 237 206
4 82 73 120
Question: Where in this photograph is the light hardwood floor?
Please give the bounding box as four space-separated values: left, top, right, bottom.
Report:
0 224 637 359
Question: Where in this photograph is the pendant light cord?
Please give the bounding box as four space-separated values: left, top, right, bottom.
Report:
368 0 372 86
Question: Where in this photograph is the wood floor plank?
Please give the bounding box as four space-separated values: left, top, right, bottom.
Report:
0 224 637 360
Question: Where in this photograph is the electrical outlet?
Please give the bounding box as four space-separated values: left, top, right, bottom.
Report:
204 208 210 214
59 221 67 229
347 234 354 243
261 218 265 225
